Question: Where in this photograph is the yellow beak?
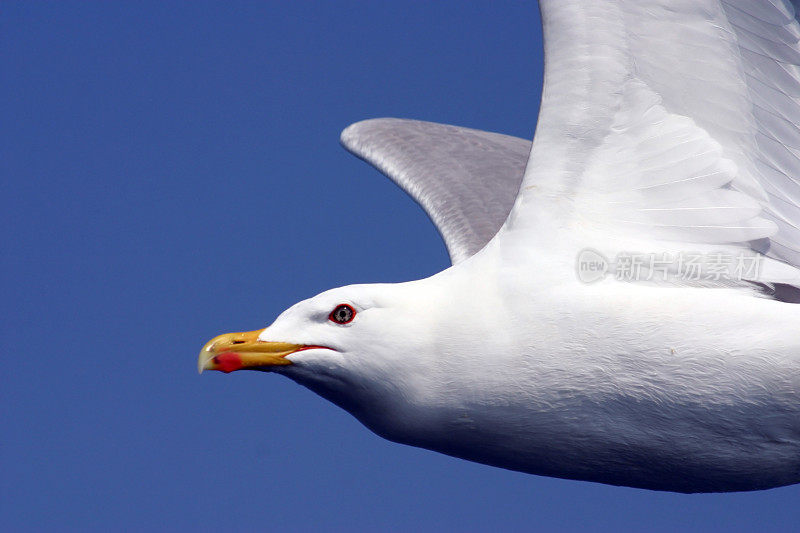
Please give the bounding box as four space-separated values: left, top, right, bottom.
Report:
198 329 301 373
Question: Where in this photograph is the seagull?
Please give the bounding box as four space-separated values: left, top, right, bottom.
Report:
199 0 800 493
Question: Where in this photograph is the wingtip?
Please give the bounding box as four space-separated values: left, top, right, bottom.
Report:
340 118 408 147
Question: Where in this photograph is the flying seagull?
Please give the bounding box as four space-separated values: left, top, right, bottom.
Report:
199 0 800 493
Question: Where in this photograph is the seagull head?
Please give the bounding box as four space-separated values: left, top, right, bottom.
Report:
198 280 448 433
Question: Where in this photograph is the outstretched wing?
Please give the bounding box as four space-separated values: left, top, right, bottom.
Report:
510 0 800 276
341 118 529 264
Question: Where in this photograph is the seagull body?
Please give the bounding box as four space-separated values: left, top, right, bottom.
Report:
201 0 800 492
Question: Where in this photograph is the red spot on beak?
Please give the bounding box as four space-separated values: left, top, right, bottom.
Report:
214 352 243 373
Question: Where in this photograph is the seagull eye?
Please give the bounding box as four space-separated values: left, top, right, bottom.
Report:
329 304 355 324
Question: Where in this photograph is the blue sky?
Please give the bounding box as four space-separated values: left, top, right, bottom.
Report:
3 1 799 531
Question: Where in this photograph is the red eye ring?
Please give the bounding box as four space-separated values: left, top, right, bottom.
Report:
329 304 355 324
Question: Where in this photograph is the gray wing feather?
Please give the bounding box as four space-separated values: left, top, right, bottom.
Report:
340 118 530 264
720 0 800 267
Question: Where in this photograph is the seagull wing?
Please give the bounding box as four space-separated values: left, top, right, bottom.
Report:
511 0 800 277
341 118 529 264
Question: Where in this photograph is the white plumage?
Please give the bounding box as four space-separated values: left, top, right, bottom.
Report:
200 0 800 492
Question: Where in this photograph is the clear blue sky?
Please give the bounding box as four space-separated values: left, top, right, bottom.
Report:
3 1 798 531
